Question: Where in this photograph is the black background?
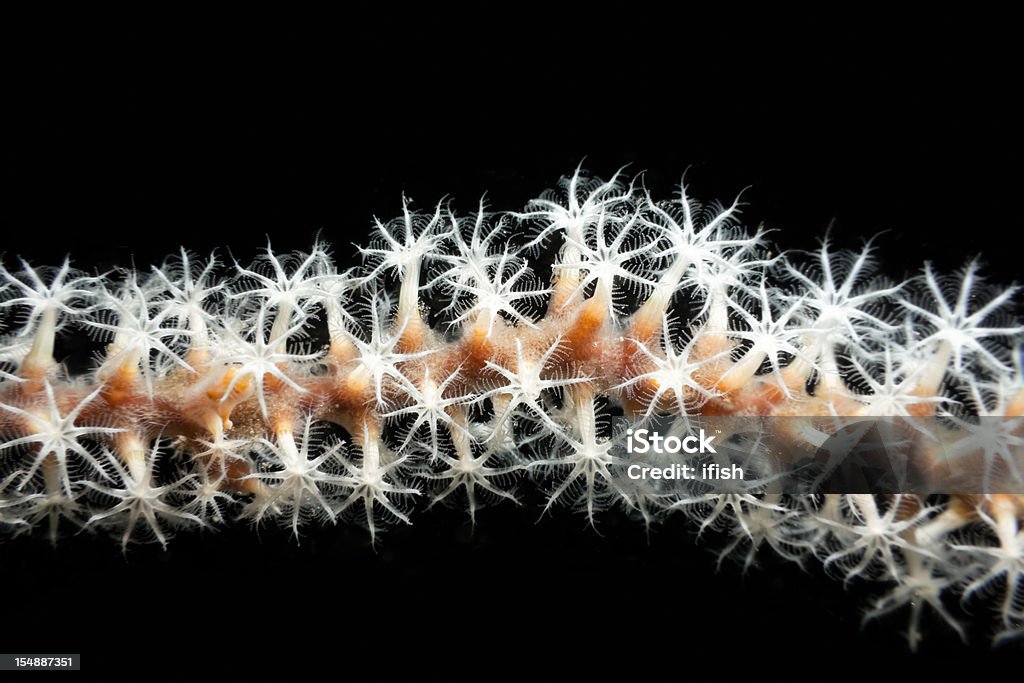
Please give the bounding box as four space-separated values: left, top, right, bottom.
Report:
3 5 1022 673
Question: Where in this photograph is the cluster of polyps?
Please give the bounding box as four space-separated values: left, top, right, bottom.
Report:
1 167 1022 647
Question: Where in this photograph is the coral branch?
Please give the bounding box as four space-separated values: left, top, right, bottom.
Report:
2 166 1022 647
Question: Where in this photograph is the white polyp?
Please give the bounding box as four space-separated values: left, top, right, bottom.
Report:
101 337 143 375
722 349 768 389
557 220 588 285
359 425 382 477
396 255 421 325
705 282 730 334
916 340 953 397
914 508 964 548
630 256 690 335
41 455 63 540
188 307 209 345
24 306 58 368
651 254 689 310
324 300 348 343
274 425 302 469
992 496 1020 547
118 433 149 483
817 342 844 393
850 494 880 526
268 301 295 352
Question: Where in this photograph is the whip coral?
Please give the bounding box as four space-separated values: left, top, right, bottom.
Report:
1 166 1022 649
